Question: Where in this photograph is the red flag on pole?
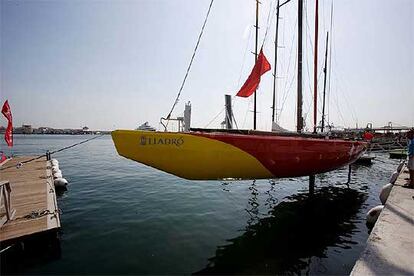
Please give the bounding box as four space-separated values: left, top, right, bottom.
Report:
236 49 271 98
0 151 6 163
1 100 13 147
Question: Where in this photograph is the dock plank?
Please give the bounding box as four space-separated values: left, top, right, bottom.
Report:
0 156 60 242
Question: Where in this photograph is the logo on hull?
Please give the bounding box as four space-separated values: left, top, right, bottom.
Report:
140 136 184 147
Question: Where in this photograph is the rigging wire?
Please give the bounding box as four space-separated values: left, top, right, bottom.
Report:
204 107 225 128
303 0 333 129
275 3 289 124
161 0 214 131
210 0 281 130
330 36 359 126
278 17 298 120
261 0 277 48
332 85 347 126
263 0 291 48
232 111 239 130
333 69 359 126
238 0 276 130
0 134 105 171
242 97 254 128
279 49 297 120
321 0 326 38
233 24 255 129
237 27 254 88
245 0 276 130
271 0 292 126
203 0 287 130
303 0 313 127
304 1 315 64
205 19 253 130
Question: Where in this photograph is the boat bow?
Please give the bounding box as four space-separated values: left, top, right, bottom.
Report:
112 130 366 180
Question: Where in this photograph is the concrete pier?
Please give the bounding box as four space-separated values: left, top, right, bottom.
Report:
351 166 414 275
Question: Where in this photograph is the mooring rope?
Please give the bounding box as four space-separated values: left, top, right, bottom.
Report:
49 134 104 155
13 209 60 222
0 134 105 171
161 0 214 131
0 244 14 254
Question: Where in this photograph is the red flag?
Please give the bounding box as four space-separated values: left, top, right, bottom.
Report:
363 131 374 141
0 151 6 163
1 100 13 147
236 49 271 97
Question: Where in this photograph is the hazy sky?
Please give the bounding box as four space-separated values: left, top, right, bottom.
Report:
1 0 413 131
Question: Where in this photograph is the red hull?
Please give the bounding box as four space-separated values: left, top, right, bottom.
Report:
192 132 367 177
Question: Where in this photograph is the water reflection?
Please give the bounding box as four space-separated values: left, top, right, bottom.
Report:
55 186 68 197
194 186 366 275
246 180 260 226
265 180 279 209
1 232 61 275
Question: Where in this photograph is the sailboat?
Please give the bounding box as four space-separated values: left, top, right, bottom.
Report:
112 0 366 180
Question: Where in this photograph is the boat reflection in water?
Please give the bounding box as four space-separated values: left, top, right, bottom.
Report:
194 186 366 275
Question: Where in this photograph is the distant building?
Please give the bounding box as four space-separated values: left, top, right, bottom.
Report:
82 126 91 134
22 124 33 134
35 127 51 134
0 124 108 135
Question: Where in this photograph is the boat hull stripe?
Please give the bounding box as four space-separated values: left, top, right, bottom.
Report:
190 132 367 177
111 130 274 180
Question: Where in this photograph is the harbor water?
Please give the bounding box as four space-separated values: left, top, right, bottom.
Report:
1 135 402 275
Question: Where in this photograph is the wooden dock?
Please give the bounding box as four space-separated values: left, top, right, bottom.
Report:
351 165 414 275
0 156 60 244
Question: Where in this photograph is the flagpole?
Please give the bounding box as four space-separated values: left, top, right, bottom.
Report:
254 0 259 130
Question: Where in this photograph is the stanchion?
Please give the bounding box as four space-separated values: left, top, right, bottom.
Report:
309 174 315 195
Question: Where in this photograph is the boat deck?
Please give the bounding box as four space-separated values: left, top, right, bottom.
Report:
0 156 60 244
351 166 414 275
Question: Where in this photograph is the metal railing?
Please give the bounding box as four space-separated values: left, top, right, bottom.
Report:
0 180 16 228
369 141 407 152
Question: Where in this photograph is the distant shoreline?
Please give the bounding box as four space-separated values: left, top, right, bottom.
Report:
0 131 112 135
0 125 111 135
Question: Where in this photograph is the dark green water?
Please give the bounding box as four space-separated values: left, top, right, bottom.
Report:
0 135 400 275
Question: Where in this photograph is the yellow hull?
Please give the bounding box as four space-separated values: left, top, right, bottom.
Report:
111 130 273 180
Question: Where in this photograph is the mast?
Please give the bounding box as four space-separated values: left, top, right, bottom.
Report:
272 0 280 125
254 0 259 130
297 0 303 133
321 32 329 132
313 0 319 133
327 1 334 128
